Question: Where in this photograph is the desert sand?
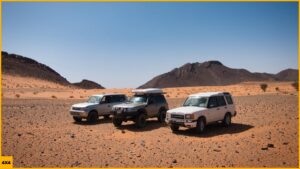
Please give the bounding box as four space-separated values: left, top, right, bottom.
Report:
2 75 299 167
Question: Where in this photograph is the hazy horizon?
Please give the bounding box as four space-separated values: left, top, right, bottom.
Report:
3 2 298 88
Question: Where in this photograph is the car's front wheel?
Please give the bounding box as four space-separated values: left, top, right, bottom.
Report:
135 113 147 128
73 116 82 122
170 124 179 132
87 111 98 123
196 117 205 134
112 117 123 127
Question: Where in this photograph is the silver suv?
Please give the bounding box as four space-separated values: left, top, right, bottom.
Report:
70 94 127 123
112 88 169 128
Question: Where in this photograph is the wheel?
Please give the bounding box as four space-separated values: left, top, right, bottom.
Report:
104 114 110 119
196 117 205 134
223 113 232 127
135 113 147 128
73 116 82 122
157 110 166 123
87 111 98 123
112 117 123 127
170 124 179 132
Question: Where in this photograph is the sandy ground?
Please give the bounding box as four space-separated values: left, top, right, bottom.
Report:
2 74 297 99
2 75 299 167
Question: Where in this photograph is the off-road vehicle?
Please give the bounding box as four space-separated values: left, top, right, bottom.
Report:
165 92 236 133
70 94 127 123
112 88 169 128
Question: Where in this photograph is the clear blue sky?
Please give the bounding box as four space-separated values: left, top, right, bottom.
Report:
2 2 298 88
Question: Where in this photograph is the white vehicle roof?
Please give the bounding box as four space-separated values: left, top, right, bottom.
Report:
189 92 230 97
92 93 125 97
132 88 164 94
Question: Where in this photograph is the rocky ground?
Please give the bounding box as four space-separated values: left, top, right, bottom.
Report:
2 94 298 167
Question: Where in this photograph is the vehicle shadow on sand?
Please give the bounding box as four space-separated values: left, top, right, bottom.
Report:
173 123 254 138
117 119 168 132
72 117 112 125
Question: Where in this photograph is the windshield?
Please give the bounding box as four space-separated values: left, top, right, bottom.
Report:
129 95 147 103
183 97 208 107
87 96 102 103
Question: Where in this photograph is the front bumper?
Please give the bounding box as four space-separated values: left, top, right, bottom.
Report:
112 110 139 119
70 110 88 118
165 118 197 128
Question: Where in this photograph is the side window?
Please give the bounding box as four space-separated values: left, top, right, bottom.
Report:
208 97 218 108
101 96 111 104
225 95 233 105
119 95 126 102
148 96 156 104
217 96 226 106
111 95 126 103
156 95 166 103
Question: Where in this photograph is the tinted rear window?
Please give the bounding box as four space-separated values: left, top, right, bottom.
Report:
111 95 126 103
225 95 233 104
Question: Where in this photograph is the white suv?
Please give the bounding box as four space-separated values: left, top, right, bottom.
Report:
165 92 236 133
70 94 127 123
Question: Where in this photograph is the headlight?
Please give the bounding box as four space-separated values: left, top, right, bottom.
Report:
185 114 195 119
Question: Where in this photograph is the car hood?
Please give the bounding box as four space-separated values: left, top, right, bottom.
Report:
167 106 207 114
113 102 146 109
72 102 97 108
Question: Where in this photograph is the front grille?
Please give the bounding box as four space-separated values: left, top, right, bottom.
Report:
73 107 81 111
171 114 184 119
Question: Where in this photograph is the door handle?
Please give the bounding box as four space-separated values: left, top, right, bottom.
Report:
217 108 220 110
108 105 111 107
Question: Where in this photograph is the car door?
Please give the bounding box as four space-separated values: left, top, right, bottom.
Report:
216 96 227 120
97 96 112 115
146 96 159 117
206 96 221 123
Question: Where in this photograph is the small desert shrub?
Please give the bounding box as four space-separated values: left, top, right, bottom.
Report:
291 82 298 91
33 91 38 95
15 94 20 98
166 94 170 98
51 95 57 99
69 96 74 98
275 87 279 91
260 83 268 92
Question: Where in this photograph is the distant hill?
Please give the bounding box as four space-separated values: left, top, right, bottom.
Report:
139 61 298 88
275 69 298 81
2 51 105 89
73 79 105 89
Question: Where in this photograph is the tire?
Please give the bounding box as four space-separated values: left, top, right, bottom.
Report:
157 110 166 123
73 116 82 122
87 111 98 123
223 113 232 127
196 117 206 134
135 113 147 128
170 124 179 132
104 114 110 119
112 117 122 127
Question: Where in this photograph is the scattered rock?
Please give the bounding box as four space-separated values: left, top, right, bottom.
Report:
267 144 275 148
172 159 177 163
261 147 268 150
121 130 125 134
